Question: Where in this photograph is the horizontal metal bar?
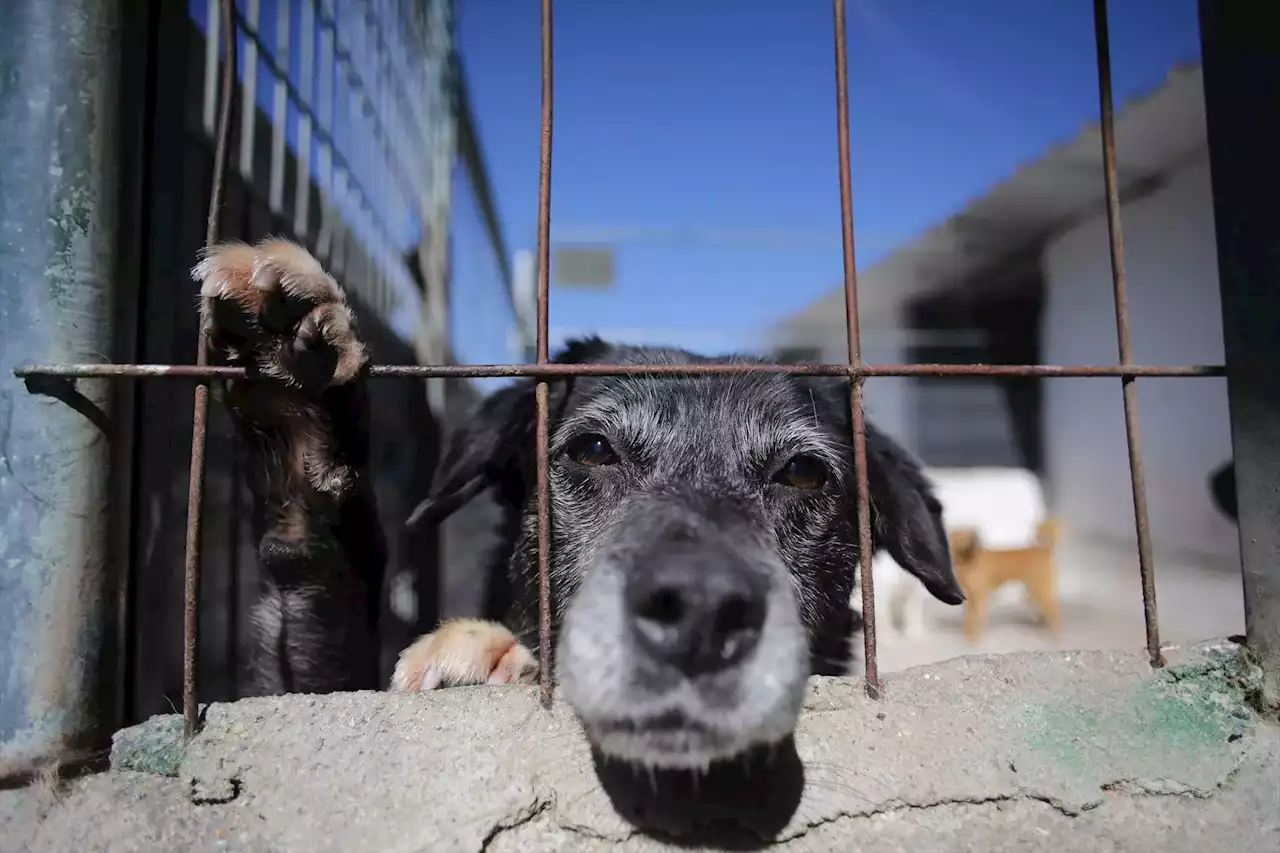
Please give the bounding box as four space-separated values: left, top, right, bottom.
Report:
13 362 1227 380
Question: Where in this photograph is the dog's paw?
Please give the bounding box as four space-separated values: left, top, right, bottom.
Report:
192 238 367 392
389 619 537 692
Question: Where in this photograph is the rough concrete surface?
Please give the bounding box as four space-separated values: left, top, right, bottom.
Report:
3 640 1277 852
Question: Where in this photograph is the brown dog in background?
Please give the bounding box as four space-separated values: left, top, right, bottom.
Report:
950 518 1062 642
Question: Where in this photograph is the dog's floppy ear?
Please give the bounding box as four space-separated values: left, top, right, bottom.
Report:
798 377 963 605
865 423 965 605
405 381 536 529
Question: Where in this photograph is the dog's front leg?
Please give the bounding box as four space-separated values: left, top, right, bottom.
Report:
390 619 537 691
193 239 386 695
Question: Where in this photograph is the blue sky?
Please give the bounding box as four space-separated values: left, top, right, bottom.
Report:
450 0 1203 364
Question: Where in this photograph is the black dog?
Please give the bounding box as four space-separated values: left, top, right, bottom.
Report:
194 238 963 770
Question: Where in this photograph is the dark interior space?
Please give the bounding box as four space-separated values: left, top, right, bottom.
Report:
905 278 1045 474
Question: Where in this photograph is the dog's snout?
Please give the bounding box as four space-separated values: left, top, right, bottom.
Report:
626 550 767 676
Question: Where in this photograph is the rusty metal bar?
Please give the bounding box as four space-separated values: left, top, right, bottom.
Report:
534 0 555 709
183 0 236 742
833 0 861 371
1092 0 1163 669
832 0 879 698
14 362 1225 380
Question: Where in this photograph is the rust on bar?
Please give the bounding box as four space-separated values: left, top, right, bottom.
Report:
833 0 860 369
850 382 879 697
1093 0 1163 669
534 0 555 708
14 362 1227 381
183 0 236 742
833 0 879 697
535 382 552 707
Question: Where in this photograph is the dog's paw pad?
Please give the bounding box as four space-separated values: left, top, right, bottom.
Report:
389 619 537 692
192 239 366 390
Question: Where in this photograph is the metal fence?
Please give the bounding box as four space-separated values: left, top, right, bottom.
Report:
2 0 479 765
11 0 1279 751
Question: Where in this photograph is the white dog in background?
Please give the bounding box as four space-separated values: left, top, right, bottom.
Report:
871 550 930 638
860 467 1049 639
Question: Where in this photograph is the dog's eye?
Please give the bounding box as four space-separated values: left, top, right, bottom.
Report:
774 454 828 491
565 433 620 467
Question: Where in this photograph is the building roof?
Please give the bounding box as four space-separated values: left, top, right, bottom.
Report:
772 63 1208 342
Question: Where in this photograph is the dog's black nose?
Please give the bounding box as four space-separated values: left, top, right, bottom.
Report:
626 551 767 676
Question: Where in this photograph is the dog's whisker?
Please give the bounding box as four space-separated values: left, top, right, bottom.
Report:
799 771 889 803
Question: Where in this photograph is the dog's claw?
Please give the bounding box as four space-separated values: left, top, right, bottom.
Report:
389 618 537 692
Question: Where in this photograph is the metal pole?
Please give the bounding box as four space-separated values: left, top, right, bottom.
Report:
1199 0 1280 712
534 0 555 709
1092 0 1163 669
831 0 880 698
0 0 125 774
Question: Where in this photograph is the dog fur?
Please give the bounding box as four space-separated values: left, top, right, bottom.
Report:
194 238 964 769
950 518 1062 642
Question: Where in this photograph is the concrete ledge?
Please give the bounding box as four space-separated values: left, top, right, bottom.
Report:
3 640 1278 852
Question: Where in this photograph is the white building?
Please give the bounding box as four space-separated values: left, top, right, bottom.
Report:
768 64 1242 658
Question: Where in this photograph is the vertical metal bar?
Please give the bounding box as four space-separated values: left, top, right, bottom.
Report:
238 0 260 180
1198 0 1280 711
832 0 879 697
316 6 335 260
331 189 347 281
535 0 555 709
1091 0 1163 669
202 0 221 135
185 0 236 742
269 0 291 215
294 0 315 238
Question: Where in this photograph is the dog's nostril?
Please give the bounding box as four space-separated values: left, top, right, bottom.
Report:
711 593 766 664
714 595 752 636
638 587 685 626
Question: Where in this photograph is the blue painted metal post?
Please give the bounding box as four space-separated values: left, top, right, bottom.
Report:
0 0 126 774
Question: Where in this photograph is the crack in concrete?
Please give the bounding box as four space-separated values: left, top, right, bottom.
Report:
1100 757 1245 801
561 775 1245 849
481 790 1089 850
769 774 1243 846
781 791 1081 842
477 795 555 852
379 755 1252 851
